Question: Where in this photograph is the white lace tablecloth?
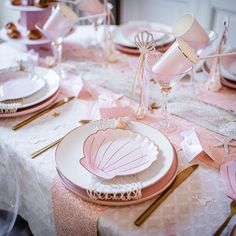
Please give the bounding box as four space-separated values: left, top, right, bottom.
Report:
0 26 236 236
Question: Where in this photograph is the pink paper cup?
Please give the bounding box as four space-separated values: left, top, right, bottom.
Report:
172 13 209 49
76 0 104 15
42 3 78 41
152 39 197 78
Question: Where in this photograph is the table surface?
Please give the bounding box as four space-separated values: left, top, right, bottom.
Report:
0 26 236 236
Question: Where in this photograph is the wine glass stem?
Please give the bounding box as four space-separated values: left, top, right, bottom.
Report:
191 66 195 89
52 41 62 69
161 87 171 128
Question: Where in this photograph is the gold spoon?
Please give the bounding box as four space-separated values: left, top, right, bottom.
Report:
213 200 236 236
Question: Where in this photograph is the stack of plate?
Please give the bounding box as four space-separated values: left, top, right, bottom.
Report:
0 67 60 118
203 49 236 89
113 21 175 56
55 120 178 206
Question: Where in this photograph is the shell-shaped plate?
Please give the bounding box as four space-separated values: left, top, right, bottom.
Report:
80 128 159 179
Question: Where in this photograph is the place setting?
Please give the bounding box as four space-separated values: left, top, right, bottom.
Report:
0 65 60 117
55 118 179 206
1 1 236 236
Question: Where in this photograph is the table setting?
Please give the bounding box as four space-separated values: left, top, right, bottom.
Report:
0 1 236 236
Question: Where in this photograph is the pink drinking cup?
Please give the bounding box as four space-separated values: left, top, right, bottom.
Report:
172 13 209 49
41 3 78 41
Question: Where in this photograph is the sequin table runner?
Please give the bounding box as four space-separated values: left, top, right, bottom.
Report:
51 177 106 236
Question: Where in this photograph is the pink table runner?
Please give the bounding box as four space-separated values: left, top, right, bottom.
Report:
52 177 105 236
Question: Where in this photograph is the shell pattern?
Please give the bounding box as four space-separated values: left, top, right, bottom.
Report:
134 31 156 54
80 128 159 179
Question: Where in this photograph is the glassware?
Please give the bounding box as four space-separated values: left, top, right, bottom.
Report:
189 30 218 93
0 145 19 236
144 52 192 132
36 3 78 77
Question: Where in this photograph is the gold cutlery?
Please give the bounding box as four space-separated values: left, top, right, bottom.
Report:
134 164 199 226
31 119 90 159
213 200 236 236
12 96 75 131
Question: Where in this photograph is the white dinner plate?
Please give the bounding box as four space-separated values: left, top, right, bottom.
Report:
57 152 178 206
19 67 60 108
0 88 60 118
55 121 175 194
113 21 175 48
5 1 52 11
0 71 45 102
0 67 60 109
203 48 236 82
202 58 236 90
220 48 236 82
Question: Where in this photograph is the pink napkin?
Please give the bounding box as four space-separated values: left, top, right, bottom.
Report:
80 80 130 119
180 129 222 169
60 77 129 119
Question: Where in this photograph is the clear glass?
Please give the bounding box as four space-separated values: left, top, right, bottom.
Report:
0 147 19 236
188 30 218 92
51 37 64 76
144 52 192 133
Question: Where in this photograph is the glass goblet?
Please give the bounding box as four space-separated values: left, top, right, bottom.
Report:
188 30 218 92
36 3 78 77
36 24 65 76
144 53 192 133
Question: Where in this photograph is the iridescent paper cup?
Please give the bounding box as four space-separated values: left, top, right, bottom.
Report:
42 3 78 41
76 0 104 15
172 13 209 49
152 39 198 79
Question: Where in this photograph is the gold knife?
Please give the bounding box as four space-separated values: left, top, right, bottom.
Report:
12 96 75 131
134 164 199 226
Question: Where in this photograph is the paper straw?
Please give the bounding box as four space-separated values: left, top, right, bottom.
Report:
77 13 107 22
50 0 81 4
140 27 174 35
199 51 236 60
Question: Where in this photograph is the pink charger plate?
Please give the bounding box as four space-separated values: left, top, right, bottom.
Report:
221 51 236 78
115 43 140 56
0 88 60 118
203 60 236 89
57 147 178 206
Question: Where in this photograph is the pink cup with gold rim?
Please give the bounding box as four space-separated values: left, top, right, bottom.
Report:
152 39 198 80
76 0 104 15
172 13 209 49
42 3 78 41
